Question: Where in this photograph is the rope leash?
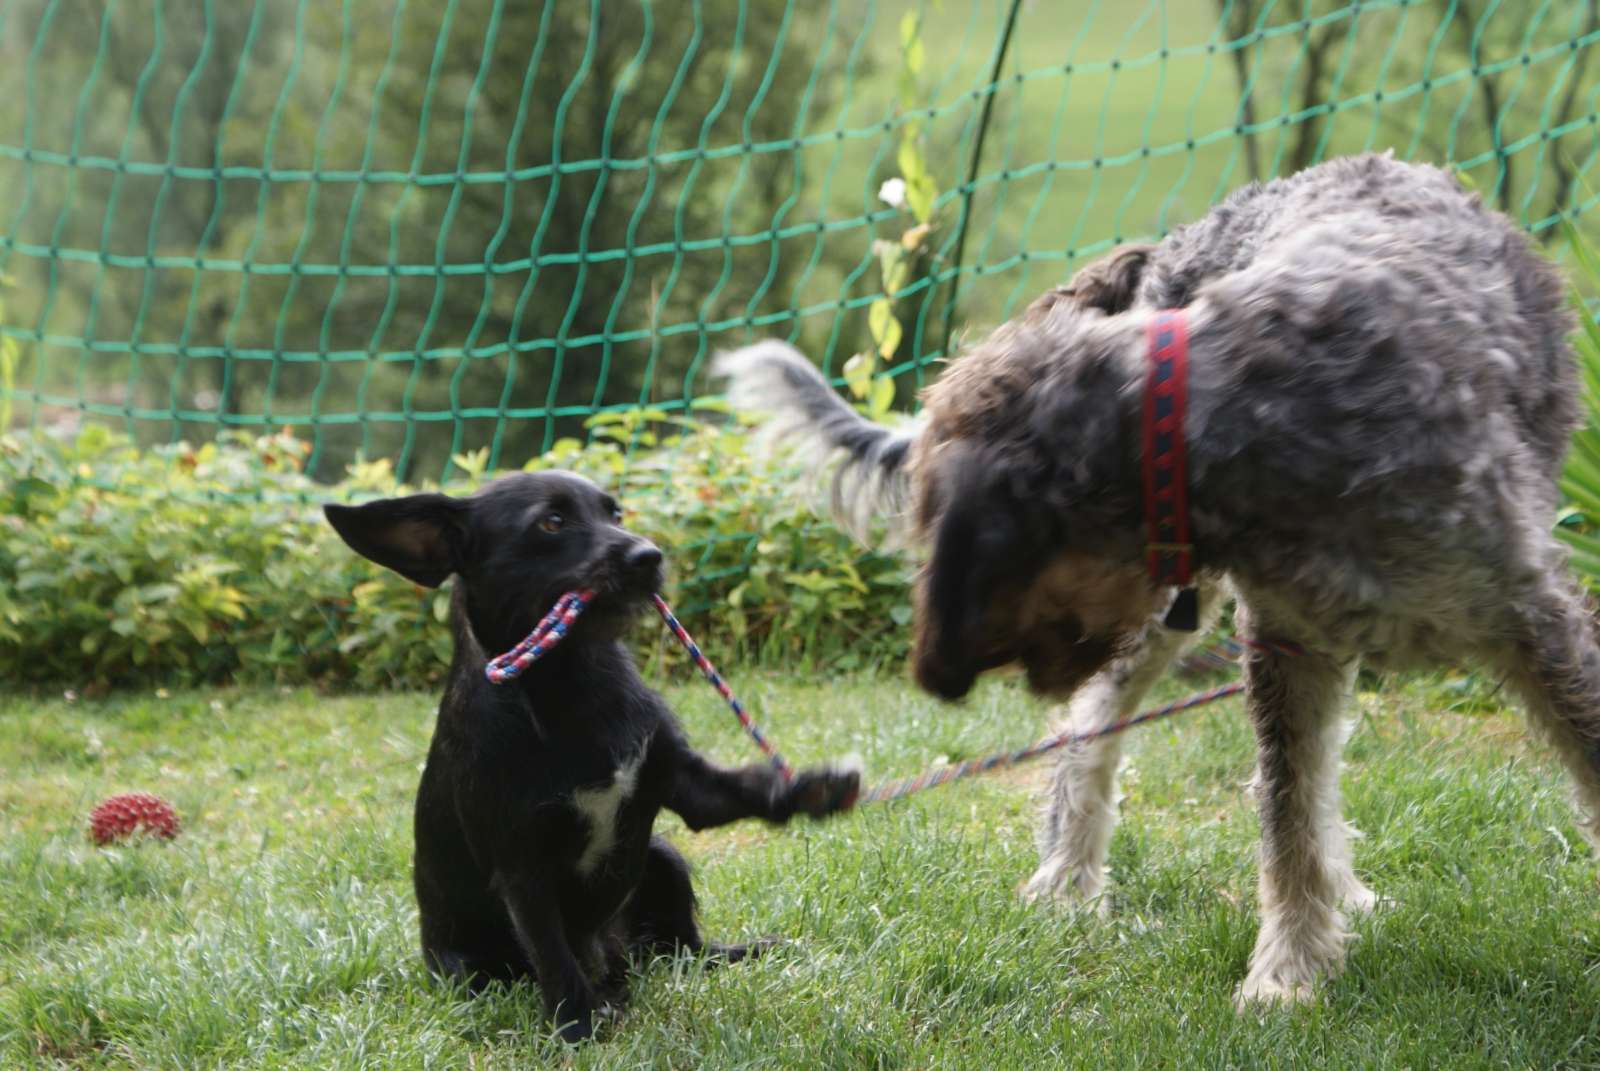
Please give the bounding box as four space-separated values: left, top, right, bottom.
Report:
855 681 1244 803
485 589 1287 804
650 595 795 779
853 638 1303 804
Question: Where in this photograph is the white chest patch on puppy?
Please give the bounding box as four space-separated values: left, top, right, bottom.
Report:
572 751 645 878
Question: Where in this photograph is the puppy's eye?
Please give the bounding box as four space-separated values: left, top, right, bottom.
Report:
539 513 564 534
610 506 623 523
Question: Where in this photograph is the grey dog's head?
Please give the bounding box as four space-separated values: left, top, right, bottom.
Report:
904 297 1163 701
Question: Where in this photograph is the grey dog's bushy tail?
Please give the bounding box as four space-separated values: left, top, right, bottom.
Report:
713 340 916 544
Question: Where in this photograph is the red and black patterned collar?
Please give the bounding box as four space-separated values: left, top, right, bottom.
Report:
1142 309 1199 631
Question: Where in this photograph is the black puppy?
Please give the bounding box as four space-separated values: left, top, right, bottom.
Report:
324 471 859 1042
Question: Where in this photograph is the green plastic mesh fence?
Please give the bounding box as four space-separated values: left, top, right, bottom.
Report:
4 0 1600 489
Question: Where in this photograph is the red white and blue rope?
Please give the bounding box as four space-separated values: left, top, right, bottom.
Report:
651 595 795 780
853 681 1245 804
484 588 594 684
485 588 1285 804
1178 635 1307 673
482 587 794 780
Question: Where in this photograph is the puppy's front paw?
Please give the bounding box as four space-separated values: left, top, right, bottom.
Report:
787 757 862 818
554 1013 595 1045
707 936 783 965
551 993 601 1044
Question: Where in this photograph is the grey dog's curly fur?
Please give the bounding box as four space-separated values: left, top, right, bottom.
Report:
716 153 1600 1005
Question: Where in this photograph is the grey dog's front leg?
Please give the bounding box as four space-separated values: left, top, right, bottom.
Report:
1024 578 1225 908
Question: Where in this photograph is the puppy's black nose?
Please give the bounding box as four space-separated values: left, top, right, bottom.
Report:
623 543 663 574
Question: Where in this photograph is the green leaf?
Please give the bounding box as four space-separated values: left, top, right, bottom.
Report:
876 317 903 359
1565 430 1600 480
842 352 874 401
1556 526 1600 581
882 258 910 297
869 375 896 418
868 299 897 347
1566 219 1600 282
897 139 926 186
899 10 919 49
1561 469 1600 519
876 238 906 278
906 174 938 224
1559 521 1600 556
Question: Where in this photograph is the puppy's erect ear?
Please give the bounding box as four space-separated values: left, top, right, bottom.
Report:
323 493 469 588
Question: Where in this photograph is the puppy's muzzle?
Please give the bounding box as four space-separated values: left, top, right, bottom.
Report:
608 536 665 597
621 541 663 575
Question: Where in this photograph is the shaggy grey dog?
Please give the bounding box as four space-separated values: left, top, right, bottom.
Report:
714 153 1595 1005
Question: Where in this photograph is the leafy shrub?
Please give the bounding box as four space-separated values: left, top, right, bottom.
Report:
1558 222 1600 584
0 417 912 691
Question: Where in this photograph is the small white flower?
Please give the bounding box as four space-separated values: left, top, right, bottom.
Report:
878 177 907 208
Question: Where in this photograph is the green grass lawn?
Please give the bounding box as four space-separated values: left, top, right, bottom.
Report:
4 669 1600 1068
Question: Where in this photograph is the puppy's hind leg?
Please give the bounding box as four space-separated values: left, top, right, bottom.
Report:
1023 579 1226 910
422 944 532 995
625 836 777 966
1501 570 1600 853
418 897 535 993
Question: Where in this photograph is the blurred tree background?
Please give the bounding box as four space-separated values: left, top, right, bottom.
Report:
2 0 1598 484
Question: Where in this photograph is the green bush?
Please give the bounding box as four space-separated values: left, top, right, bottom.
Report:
1558 222 1600 584
0 418 912 691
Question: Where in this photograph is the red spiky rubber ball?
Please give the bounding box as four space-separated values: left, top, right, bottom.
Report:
89 792 180 846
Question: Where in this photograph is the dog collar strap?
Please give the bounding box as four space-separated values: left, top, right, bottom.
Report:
1143 308 1198 631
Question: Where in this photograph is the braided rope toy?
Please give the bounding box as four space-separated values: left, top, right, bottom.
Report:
650 595 795 779
483 589 795 779
483 589 592 684
485 589 1292 804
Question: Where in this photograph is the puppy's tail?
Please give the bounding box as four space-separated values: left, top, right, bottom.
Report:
713 340 917 545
